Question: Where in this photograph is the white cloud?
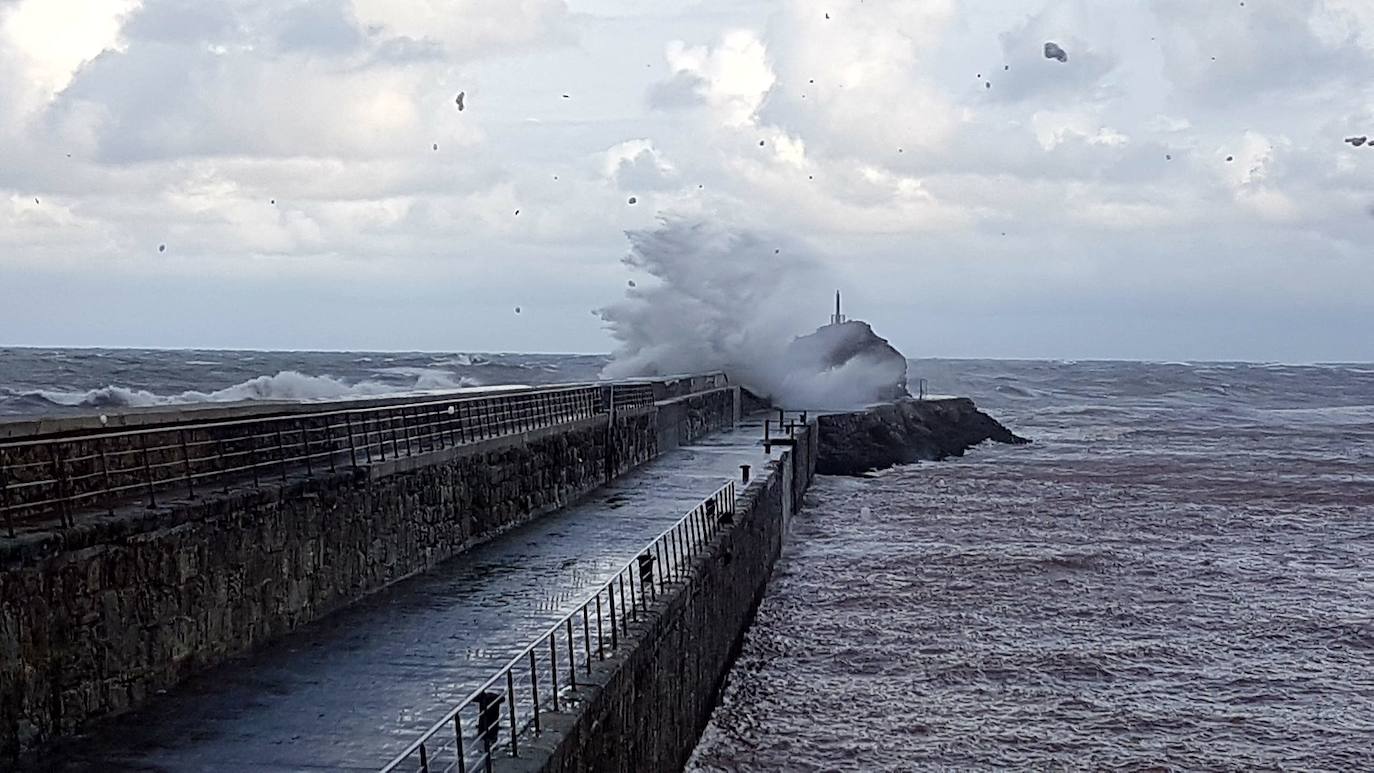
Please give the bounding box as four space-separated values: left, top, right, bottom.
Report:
1 0 1374 360
662 30 775 128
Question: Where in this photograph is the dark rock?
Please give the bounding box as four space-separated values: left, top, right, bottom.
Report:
817 397 1028 475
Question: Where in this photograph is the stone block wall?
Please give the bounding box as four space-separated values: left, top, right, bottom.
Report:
503 420 816 773
0 393 735 761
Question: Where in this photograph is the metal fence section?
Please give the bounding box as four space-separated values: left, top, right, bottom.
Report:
0 382 673 536
378 481 737 773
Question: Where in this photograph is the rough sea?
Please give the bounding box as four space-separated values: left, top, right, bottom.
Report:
3 350 1372 770
690 359 1374 772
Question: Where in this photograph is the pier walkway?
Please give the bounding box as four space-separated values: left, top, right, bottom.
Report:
35 419 781 772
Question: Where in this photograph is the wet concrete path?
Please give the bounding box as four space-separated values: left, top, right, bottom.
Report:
39 419 780 772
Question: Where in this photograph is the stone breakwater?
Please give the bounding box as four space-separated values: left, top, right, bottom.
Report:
0 387 738 761
816 397 1028 475
499 420 816 773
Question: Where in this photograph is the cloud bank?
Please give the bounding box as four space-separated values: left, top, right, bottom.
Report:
1 0 1373 360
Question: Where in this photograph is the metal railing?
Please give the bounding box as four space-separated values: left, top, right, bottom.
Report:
0 382 662 536
379 480 737 773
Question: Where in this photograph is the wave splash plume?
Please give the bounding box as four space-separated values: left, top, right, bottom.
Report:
598 217 906 409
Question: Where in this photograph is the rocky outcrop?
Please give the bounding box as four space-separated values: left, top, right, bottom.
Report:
776 320 910 407
817 398 1029 475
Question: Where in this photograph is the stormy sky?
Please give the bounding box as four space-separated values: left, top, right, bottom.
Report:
2 0 1372 361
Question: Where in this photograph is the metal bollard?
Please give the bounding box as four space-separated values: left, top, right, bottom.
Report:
740 464 751 483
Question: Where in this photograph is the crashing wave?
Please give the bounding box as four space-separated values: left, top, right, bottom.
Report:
10 370 483 411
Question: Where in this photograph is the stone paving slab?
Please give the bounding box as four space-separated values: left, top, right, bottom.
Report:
32 419 779 772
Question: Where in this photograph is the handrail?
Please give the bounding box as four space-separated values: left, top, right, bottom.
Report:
378 480 737 773
0 380 680 536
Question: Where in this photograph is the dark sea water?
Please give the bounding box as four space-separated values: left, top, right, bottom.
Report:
4 350 1373 769
689 359 1374 772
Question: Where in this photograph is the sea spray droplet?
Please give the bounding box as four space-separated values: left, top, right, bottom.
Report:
1346 136 1369 147
455 91 465 111
628 196 637 205
158 244 166 253
1044 42 1069 62
514 306 521 314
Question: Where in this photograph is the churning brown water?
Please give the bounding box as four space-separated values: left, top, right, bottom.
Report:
689 360 1374 771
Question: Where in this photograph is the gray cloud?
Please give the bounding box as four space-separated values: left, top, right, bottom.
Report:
647 70 708 110
276 0 364 54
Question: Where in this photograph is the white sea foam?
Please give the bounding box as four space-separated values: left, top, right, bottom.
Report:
26 370 483 410
598 217 903 408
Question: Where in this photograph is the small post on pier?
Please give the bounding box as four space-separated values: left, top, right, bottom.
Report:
740 464 751 484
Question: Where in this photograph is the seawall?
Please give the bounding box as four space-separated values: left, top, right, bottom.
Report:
496 418 817 773
0 384 738 760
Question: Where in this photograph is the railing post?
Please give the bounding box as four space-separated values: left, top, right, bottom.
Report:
96 438 115 515
607 584 618 651
178 430 196 499
0 450 14 538
654 541 665 592
325 418 336 473
582 606 592 674
669 527 680 581
418 742 430 773
619 571 630 630
595 594 605 660
529 650 541 733
566 618 577 690
49 445 73 528
249 429 261 489
345 413 358 468
215 436 229 496
548 635 561 712
139 434 157 509
302 420 314 477
454 714 467 773
275 426 288 483
506 670 518 757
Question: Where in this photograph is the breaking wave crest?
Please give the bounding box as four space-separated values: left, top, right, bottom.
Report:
8 370 482 411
